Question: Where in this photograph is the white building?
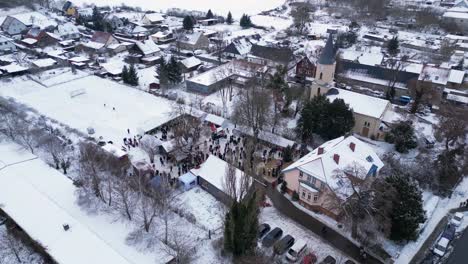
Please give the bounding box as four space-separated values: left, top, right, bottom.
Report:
443 0 468 31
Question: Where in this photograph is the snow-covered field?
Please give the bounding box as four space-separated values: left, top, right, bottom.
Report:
0 71 178 145
70 0 285 18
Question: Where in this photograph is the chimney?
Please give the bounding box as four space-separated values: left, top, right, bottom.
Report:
350 142 356 152
333 154 340 164
317 147 324 155
63 224 70 231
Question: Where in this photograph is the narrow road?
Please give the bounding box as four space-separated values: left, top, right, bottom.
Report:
445 226 468 264
265 186 386 264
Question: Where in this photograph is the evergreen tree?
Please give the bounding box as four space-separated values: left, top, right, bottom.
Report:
240 14 252 28
124 64 139 86
223 192 259 257
384 121 417 153
183 15 194 31
92 6 104 31
387 174 425 242
158 58 169 88
206 9 214 19
387 36 399 56
226 11 233 24
296 95 355 142
122 65 129 83
167 56 182 84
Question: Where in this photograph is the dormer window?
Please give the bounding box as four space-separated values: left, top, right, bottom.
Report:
366 155 374 162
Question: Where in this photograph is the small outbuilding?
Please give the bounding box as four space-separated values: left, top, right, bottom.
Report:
178 171 197 191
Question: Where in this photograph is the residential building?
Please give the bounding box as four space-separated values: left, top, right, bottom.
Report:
141 13 165 26
130 39 161 64
55 22 80 40
1 12 57 38
104 14 124 30
281 135 384 219
24 28 61 47
295 56 316 79
0 35 17 54
179 56 202 74
443 0 468 31
62 1 77 16
77 31 119 54
177 32 210 51
186 59 267 94
247 44 294 68
223 38 252 59
150 31 174 44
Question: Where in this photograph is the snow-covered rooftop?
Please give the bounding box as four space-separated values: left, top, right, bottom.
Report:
419 65 450 85
0 63 28 73
142 12 164 23
9 11 57 28
283 136 384 196
0 141 173 264
341 50 383 66
194 155 251 201
448 69 465 84
180 56 202 69
135 39 160 56
326 88 390 119
32 58 57 68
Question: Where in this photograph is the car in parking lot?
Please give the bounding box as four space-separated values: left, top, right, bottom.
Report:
442 224 456 241
273 234 295 255
258 223 271 239
286 239 307 261
451 212 464 227
433 237 450 257
262 227 283 247
319 255 336 264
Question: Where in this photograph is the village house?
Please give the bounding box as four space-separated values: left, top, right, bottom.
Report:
150 31 174 44
141 13 165 27
443 0 468 32
62 1 77 17
24 28 61 48
186 59 267 94
0 35 17 54
1 12 57 38
77 31 119 54
179 56 202 75
177 31 210 51
116 23 149 40
54 22 80 40
247 44 294 68
223 38 252 59
104 14 124 30
198 18 219 26
295 55 317 80
130 38 161 64
281 135 384 220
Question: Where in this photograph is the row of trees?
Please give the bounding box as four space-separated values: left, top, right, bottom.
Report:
182 10 234 31
158 56 183 91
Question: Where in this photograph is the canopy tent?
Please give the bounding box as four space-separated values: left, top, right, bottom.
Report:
178 171 197 191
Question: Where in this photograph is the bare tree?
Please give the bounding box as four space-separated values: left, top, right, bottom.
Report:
77 143 108 204
0 227 25 263
163 228 195 264
140 135 161 163
332 163 377 239
385 56 413 101
435 105 467 151
222 163 253 203
16 124 43 154
290 3 314 35
154 178 177 243
40 134 72 174
232 78 272 143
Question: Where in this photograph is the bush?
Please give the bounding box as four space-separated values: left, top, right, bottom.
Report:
283 146 293 163
386 121 417 153
292 191 299 201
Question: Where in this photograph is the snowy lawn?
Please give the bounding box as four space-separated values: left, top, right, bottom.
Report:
0 73 178 146
174 187 226 232
251 15 293 30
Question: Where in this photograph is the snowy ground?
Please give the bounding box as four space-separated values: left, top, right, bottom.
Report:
70 0 285 19
0 225 44 264
259 201 355 263
0 71 178 146
174 187 225 232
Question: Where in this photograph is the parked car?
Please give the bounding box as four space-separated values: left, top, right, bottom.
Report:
258 223 271 239
274 234 295 255
262 227 283 247
302 253 317 264
319 255 336 264
442 224 456 241
286 239 307 261
344 260 356 264
451 212 464 227
433 237 450 257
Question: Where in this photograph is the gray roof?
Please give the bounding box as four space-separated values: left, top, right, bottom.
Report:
318 34 336 65
250 44 293 65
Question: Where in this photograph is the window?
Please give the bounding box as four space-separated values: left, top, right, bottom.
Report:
307 194 311 200
319 72 323 80
302 191 306 198
311 177 316 185
307 175 311 182
313 194 319 202
366 155 374 162
299 171 303 178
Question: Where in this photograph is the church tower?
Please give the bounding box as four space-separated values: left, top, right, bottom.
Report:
310 34 337 99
